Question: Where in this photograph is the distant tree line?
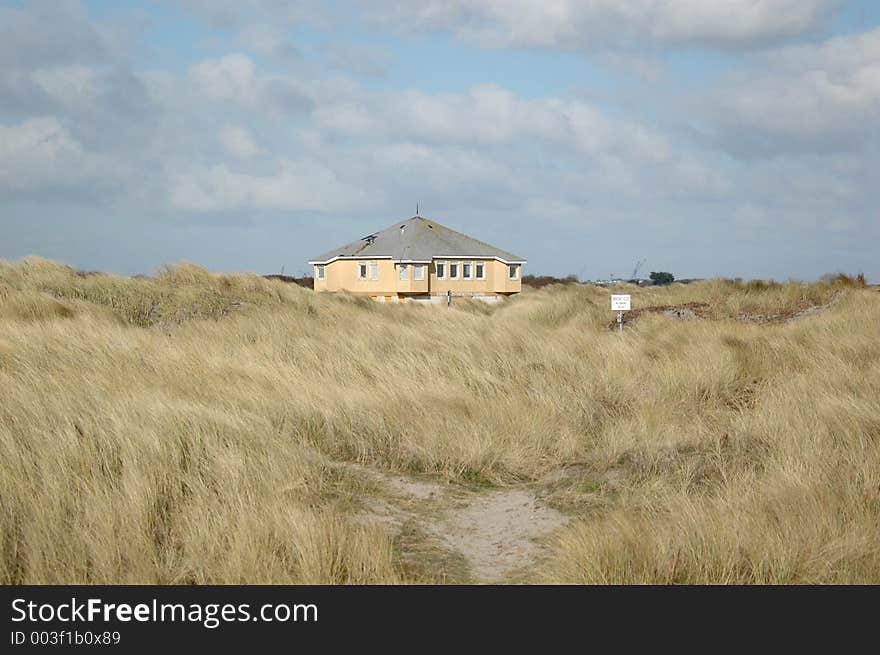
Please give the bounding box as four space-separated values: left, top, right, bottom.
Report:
649 271 675 285
522 274 580 288
522 272 681 287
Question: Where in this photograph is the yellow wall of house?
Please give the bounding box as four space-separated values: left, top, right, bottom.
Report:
313 259 397 295
430 259 521 296
491 259 523 294
313 258 522 297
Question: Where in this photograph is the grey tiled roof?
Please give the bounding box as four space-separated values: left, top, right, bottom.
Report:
309 216 526 263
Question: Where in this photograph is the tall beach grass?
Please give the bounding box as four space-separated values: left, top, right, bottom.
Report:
1 258 877 583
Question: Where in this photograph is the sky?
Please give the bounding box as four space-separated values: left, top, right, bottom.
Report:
0 0 878 281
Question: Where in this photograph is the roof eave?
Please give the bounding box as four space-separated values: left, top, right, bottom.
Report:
307 255 395 265
309 255 526 265
431 255 527 264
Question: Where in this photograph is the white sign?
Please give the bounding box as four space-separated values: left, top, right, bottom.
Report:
611 294 631 311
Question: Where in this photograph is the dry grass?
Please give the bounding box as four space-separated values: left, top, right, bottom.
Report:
1 257 877 583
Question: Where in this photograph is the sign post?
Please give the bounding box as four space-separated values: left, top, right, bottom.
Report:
611 294 631 334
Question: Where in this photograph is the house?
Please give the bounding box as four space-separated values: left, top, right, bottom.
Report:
308 216 526 302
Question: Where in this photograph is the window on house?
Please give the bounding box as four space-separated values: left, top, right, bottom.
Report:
462 262 472 279
475 262 484 279
414 264 425 281
358 262 367 280
399 263 409 280
316 265 325 280
509 264 519 280
436 261 445 279
449 262 458 279
369 261 378 280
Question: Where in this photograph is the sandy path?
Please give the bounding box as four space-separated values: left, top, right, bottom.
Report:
427 488 567 583
340 462 567 583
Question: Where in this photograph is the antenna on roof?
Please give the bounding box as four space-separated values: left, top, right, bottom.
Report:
416 202 419 216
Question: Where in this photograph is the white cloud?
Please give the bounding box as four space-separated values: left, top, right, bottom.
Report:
706 27 880 153
363 0 842 51
371 142 514 193
219 125 265 158
666 155 732 199
596 52 667 81
169 159 376 212
187 53 314 117
176 0 841 53
316 83 673 164
0 117 114 192
177 0 331 30
189 53 259 103
0 0 133 68
30 66 101 108
322 42 393 77
234 23 300 59
312 101 382 136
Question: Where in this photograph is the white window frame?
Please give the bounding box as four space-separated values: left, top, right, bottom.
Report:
475 262 485 280
414 264 425 281
449 261 459 279
463 262 472 279
398 263 409 280
358 261 367 280
369 261 378 281
316 264 325 280
509 264 519 280
436 261 446 280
